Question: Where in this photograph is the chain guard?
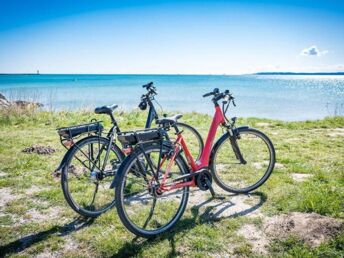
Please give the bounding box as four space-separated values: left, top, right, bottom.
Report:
196 170 212 191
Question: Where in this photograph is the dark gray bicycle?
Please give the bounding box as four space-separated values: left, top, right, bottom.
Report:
56 82 204 217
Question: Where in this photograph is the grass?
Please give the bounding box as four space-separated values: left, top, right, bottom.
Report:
0 108 343 257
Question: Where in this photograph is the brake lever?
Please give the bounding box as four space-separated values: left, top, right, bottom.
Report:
232 99 236 107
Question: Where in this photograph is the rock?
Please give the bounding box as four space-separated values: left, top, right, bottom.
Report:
0 92 43 109
0 93 7 100
291 173 313 182
0 93 11 108
13 100 43 108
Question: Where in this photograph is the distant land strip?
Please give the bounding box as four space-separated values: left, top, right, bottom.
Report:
255 72 344 75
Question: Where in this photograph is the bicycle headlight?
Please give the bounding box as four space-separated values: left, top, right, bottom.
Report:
139 100 147 110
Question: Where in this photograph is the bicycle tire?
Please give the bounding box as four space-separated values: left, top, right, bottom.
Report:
210 127 275 193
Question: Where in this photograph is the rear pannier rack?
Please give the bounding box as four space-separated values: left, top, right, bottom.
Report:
57 121 103 148
117 128 163 146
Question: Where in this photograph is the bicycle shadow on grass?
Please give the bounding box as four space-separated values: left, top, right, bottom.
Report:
113 191 267 258
0 216 95 256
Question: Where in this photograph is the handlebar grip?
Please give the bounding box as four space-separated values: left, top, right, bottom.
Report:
142 82 153 88
203 92 213 97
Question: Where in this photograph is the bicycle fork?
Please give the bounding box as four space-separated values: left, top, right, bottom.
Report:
228 128 247 165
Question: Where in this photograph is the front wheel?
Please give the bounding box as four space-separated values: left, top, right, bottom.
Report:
210 128 275 193
115 144 189 238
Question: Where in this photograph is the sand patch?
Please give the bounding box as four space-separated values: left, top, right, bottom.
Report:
25 185 51 196
215 164 227 172
274 163 285 169
256 122 271 127
237 224 269 254
291 173 313 182
327 128 344 137
264 212 343 247
253 161 284 169
237 212 343 253
35 251 56 258
0 188 21 209
188 187 265 220
34 235 93 257
17 206 62 225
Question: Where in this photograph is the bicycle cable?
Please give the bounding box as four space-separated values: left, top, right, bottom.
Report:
154 98 164 115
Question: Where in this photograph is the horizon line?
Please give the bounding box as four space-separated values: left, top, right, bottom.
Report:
1 72 344 76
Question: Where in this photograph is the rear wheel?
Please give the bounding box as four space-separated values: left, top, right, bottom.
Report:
210 128 275 193
115 144 189 238
61 136 124 217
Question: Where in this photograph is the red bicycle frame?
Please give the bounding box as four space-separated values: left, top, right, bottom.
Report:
159 105 226 192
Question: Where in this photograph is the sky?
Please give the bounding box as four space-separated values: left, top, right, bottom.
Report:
0 0 343 74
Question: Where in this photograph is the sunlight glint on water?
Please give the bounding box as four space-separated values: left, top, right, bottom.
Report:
0 74 343 121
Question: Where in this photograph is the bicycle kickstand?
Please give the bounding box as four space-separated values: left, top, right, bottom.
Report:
205 178 225 200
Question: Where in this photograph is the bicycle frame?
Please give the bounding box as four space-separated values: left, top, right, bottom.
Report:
159 105 226 192
144 99 159 129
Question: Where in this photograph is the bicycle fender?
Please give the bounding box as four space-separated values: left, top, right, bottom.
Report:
55 146 75 172
234 126 250 134
209 126 249 165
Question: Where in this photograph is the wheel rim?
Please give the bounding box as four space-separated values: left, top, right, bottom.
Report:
213 131 272 191
120 147 188 234
65 139 120 214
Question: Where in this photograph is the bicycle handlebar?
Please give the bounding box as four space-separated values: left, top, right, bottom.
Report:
203 88 234 103
202 88 219 97
142 82 157 95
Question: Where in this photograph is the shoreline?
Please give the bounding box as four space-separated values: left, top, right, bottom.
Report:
1 107 343 125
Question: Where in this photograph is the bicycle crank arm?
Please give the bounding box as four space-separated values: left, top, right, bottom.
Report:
204 177 225 200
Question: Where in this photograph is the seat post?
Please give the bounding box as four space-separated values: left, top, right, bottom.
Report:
109 113 116 124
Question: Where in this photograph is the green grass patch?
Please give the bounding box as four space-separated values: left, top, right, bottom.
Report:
0 108 343 257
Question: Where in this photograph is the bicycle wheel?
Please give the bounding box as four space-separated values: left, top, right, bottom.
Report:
61 136 124 217
174 122 204 160
210 128 275 193
115 144 189 238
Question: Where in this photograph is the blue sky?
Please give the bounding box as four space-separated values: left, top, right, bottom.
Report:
0 0 343 74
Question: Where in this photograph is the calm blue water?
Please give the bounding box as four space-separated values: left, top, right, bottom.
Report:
0 74 343 121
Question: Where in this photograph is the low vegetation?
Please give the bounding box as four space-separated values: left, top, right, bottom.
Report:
0 108 343 257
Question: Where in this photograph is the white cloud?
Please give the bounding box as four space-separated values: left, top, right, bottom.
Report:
300 45 328 57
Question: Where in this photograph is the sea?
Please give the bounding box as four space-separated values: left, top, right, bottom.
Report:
0 74 343 121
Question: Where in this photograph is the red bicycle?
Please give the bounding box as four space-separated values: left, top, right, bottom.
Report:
111 88 275 238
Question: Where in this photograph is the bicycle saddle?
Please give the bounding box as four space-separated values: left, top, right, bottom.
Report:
94 104 118 115
156 114 183 125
